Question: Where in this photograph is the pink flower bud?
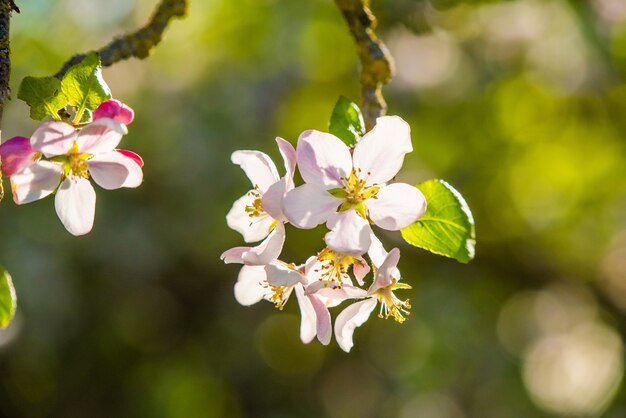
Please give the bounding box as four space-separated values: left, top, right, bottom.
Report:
94 99 134 125
117 149 144 167
0 136 38 176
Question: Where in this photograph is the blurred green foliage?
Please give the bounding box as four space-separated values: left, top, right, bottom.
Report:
1 0 626 417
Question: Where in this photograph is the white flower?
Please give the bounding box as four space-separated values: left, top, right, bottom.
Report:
10 119 143 236
226 138 296 243
282 116 427 256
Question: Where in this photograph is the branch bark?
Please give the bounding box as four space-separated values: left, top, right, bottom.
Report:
0 0 17 201
334 0 395 130
55 0 188 79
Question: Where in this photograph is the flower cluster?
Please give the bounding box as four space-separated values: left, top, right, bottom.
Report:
221 116 427 352
0 100 143 236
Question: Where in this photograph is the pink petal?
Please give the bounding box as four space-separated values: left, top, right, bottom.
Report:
324 209 373 256
88 151 143 190
54 176 96 236
226 192 276 243
231 150 279 193
296 130 352 188
308 294 332 345
30 122 76 157
10 161 63 204
93 99 135 125
261 178 287 221
367 183 427 230
0 136 37 176
370 248 401 293
306 281 368 300
234 266 272 306
352 258 371 286
75 118 127 154
334 298 378 353
282 183 341 229
276 137 296 189
117 149 144 167
264 261 306 287
352 116 412 186
241 223 285 265
295 285 317 344
220 247 248 264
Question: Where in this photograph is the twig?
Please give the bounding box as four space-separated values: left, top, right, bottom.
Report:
0 0 17 201
334 0 395 131
55 0 188 79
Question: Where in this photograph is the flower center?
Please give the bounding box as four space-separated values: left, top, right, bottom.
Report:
330 169 379 217
244 188 266 218
313 248 360 288
64 142 92 179
375 283 412 323
269 285 289 310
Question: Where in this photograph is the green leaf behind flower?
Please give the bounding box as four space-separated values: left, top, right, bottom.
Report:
61 53 111 120
0 267 16 329
329 96 365 146
17 76 67 120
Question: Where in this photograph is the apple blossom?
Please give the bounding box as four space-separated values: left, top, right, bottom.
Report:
226 137 296 243
0 136 39 176
93 99 135 125
282 116 427 256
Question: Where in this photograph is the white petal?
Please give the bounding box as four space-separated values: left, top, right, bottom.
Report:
226 192 276 243
261 178 287 221
353 257 371 286
220 247 248 264
10 161 63 204
88 151 143 190
241 223 285 265
306 281 368 300
234 266 272 306
265 261 305 287
367 232 388 267
324 209 372 256
367 183 427 230
334 298 378 353
54 176 96 236
308 294 332 345
352 116 412 185
295 285 317 344
29 122 76 157
276 137 296 189
75 118 127 155
296 130 352 188
282 183 341 229
231 150 279 193
370 248 401 293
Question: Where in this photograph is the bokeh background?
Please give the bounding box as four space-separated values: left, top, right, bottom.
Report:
1 0 626 416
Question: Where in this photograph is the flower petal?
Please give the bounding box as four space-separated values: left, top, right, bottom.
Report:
10 161 63 204
220 247 248 264
88 151 143 190
231 150 279 193
334 298 378 353
295 285 317 344
234 266 272 306
261 178 287 221
306 281 368 300
30 122 76 157
0 136 37 176
308 294 332 345
282 183 341 229
370 247 401 293
367 183 427 230
353 258 371 286
226 192 276 243
324 209 373 256
296 130 352 188
265 261 305 287
276 137 296 189
54 176 96 236
75 118 127 154
352 116 412 186
117 149 144 167
241 223 285 265
93 99 135 125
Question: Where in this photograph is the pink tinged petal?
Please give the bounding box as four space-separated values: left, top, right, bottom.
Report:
282 183 341 229
0 136 37 175
93 99 135 125
54 176 96 236
117 149 144 167
234 266 272 306
10 161 63 204
352 258 371 286
88 151 143 190
241 223 285 265
226 192 276 243
75 118 127 154
231 150 279 193
308 294 332 345
367 183 427 230
306 281 368 300
261 178 287 221
352 116 412 186
264 262 305 287
275 137 296 189
220 247 248 264
334 298 378 353
295 285 317 344
296 130 352 188
370 247 401 293
30 122 76 157
367 232 388 267
324 209 373 256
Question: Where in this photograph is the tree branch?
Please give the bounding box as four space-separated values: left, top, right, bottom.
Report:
55 0 188 79
334 0 395 130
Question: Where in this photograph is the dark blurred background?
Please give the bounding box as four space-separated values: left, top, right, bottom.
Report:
1 0 626 417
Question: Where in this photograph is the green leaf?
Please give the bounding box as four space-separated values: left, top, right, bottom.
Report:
61 53 111 121
401 179 476 263
0 267 16 329
17 76 68 121
329 96 366 146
